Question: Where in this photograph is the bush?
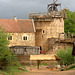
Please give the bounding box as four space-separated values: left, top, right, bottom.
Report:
56 47 74 65
0 27 20 70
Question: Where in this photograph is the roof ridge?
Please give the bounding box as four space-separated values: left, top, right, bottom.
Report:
0 19 32 20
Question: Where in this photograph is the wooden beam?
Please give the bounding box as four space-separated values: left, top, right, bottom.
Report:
30 60 32 70
37 60 40 69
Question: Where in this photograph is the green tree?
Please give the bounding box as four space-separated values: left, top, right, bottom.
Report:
64 10 75 34
0 27 19 70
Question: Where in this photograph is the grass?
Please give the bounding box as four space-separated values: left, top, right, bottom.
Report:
39 63 48 66
66 64 75 70
0 66 27 75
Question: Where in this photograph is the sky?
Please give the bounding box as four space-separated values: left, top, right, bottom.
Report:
0 0 75 19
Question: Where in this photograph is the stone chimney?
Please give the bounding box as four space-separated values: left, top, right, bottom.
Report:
14 16 17 21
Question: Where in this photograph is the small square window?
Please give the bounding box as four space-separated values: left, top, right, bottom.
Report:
8 36 12 40
23 36 27 40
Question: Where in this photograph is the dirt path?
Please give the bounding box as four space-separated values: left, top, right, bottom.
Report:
18 65 75 75
17 70 75 75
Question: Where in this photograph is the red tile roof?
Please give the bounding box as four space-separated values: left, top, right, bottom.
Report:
0 19 35 33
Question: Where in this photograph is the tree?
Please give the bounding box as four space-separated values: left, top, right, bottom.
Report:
0 27 19 70
64 10 75 34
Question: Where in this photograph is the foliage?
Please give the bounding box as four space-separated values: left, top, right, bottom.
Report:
0 66 27 75
0 27 20 70
60 64 75 71
64 10 75 34
66 64 75 70
56 47 74 65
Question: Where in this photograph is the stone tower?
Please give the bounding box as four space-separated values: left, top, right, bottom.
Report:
29 0 67 52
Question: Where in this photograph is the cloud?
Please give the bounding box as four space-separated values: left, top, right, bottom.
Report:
0 0 74 19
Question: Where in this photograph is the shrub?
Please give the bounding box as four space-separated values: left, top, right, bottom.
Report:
56 47 74 65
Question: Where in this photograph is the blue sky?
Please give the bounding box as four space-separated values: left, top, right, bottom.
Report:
0 0 75 19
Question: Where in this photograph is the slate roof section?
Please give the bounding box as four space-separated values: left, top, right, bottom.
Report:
0 19 35 33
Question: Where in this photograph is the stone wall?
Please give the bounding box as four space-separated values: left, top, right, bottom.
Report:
8 33 35 47
34 18 64 51
53 42 73 51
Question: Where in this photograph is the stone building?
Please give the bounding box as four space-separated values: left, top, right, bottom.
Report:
0 18 35 47
0 1 69 54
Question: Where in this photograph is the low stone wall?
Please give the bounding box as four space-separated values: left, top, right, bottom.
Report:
17 55 57 66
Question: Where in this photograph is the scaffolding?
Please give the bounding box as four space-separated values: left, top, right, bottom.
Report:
29 10 67 20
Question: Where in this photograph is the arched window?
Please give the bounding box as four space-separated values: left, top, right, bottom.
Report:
23 36 27 40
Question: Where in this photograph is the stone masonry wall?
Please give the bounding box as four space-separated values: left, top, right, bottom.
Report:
34 18 64 51
8 33 35 47
53 43 73 50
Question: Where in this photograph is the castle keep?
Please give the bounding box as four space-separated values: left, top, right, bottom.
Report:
29 0 66 51
0 0 67 54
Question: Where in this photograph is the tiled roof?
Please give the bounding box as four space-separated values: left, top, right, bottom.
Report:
0 19 35 33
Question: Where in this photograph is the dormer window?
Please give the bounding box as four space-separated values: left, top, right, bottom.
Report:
8 36 12 40
23 36 27 40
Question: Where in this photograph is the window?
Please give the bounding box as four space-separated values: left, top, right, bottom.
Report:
42 30 45 34
8 36 12 40
43 30 44 33
23 36 27 40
